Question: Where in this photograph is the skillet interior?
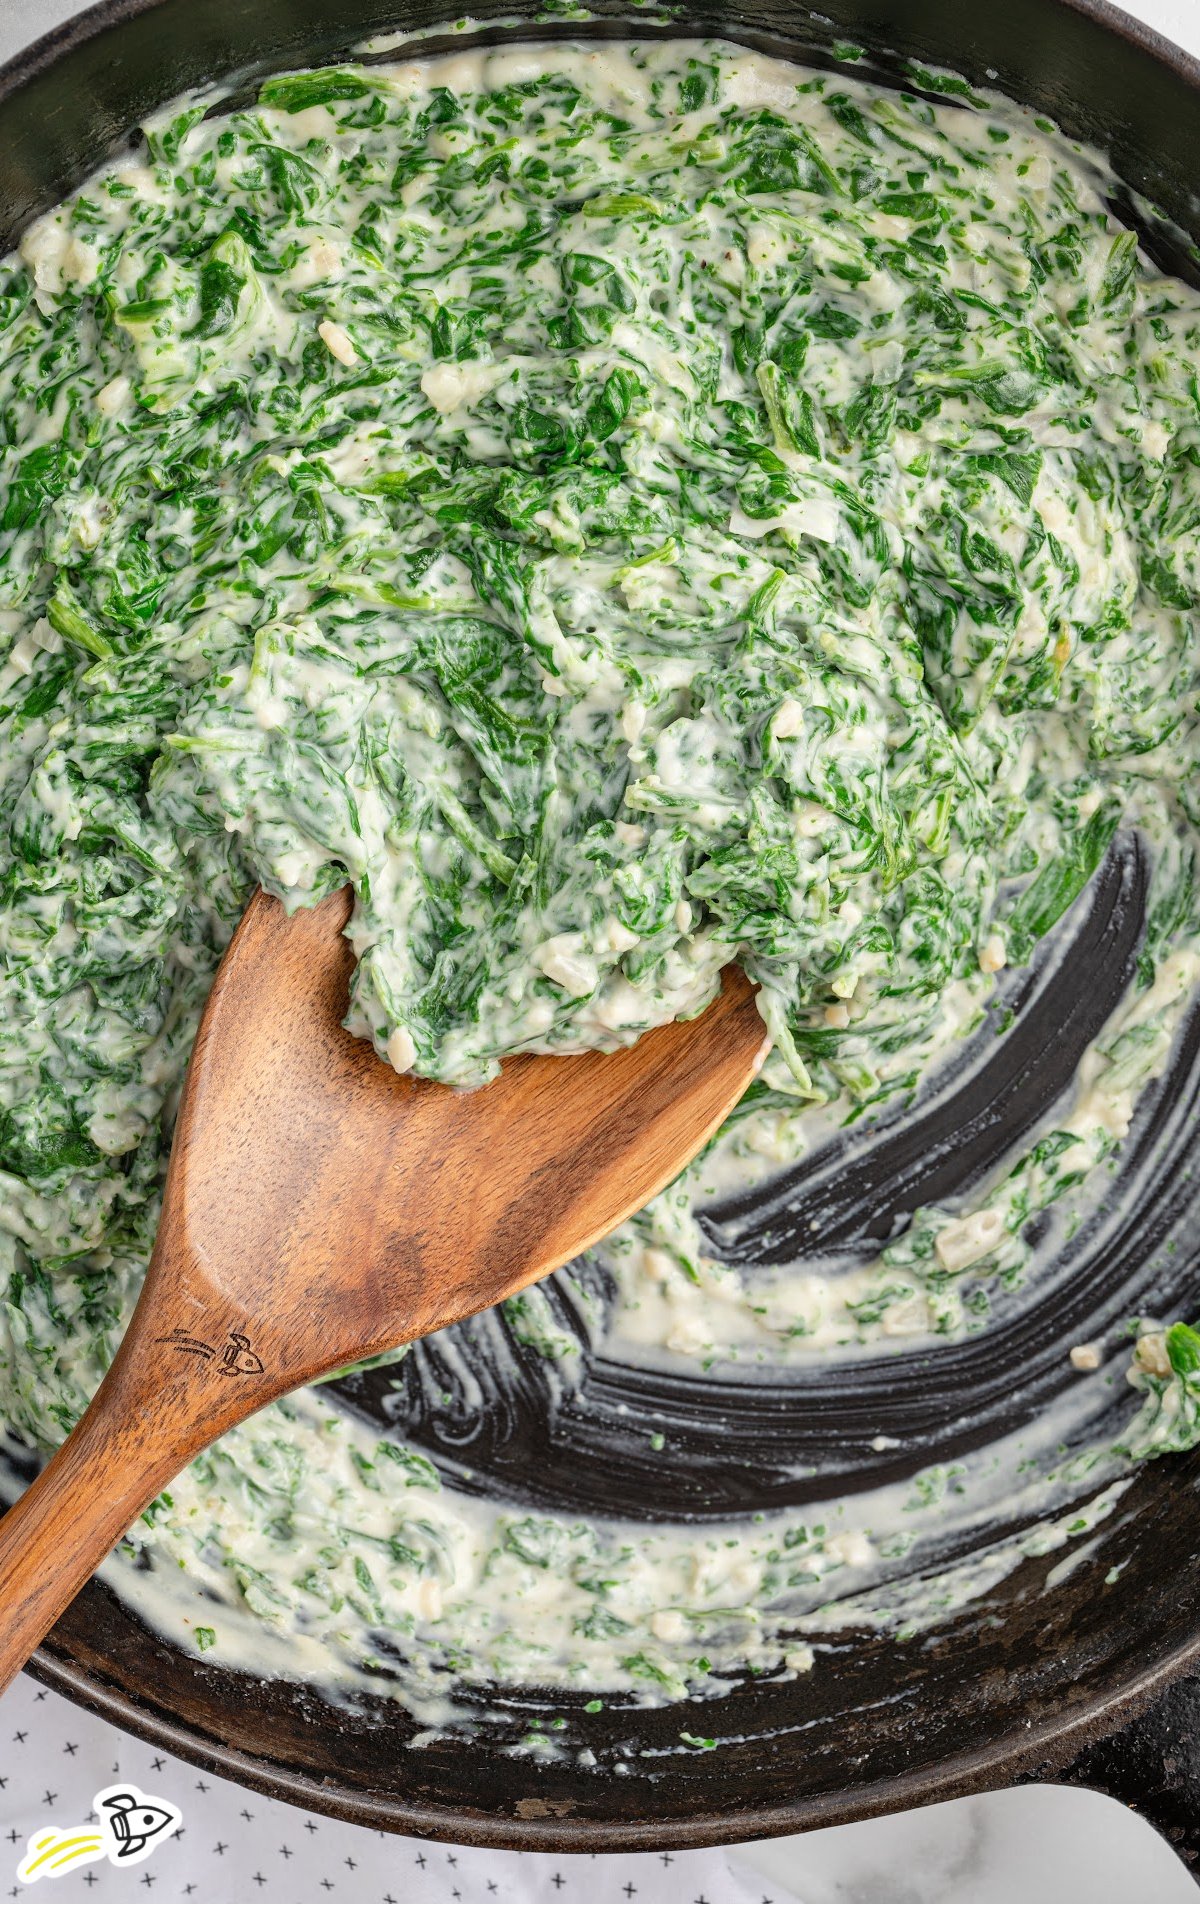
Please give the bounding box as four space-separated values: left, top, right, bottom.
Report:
5 0 1200 1850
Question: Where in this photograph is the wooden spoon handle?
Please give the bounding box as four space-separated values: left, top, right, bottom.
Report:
0 1242 279 1694
0 1380 175 1694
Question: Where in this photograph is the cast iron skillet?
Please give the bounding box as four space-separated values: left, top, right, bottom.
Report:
4 0 1200 1867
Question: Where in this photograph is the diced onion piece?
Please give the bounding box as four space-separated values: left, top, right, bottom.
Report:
934 1208 1005 1273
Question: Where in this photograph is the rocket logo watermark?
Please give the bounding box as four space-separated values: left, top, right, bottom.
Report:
17 1783 182 1883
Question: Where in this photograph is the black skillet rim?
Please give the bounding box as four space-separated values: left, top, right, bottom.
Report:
3 0 1200 1851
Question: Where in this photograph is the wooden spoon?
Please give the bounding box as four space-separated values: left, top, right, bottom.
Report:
0 885 768 1690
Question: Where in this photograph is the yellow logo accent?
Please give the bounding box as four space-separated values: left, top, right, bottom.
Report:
17 1831 106 1882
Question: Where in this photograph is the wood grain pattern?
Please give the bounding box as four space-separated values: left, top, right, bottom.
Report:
0 886 768 1689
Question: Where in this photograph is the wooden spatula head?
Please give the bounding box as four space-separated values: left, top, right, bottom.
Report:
165 886 768 1390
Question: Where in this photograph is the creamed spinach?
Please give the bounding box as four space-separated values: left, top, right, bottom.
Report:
2 39 1200 1720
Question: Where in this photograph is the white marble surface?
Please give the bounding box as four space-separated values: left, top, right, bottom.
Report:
0 1 1198 1900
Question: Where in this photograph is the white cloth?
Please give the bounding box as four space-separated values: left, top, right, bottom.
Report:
0 1674 788 1905
2 1661 1197 1903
